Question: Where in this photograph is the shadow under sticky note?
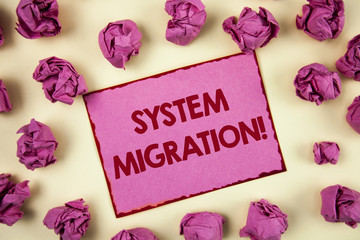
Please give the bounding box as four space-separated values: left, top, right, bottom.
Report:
83 53 286 217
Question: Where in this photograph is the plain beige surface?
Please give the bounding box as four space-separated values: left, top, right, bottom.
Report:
1 0 360 239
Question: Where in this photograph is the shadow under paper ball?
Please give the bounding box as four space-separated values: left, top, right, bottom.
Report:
56 1 76 36
15 177 40 223
47 119 69 166
221 213 230 238
4 78 24 113
0 6 15 48
82 199 98 239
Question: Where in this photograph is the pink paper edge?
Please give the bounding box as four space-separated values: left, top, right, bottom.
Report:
83 52 286 218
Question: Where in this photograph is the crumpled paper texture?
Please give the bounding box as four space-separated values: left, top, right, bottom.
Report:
240 199 288 240
0 27 4 46
296 0 345 41
99 20 142 69
111 228 159 240
346 96 360 134
313 141 340 165
43 199 90 240
294 63 341 105
336 34 360 81
17 118 58 170
321 185 360 228
0 173 31 226
165 0 207 46
180 211 225 240
223 7 279 54
15 0 61 39
0 79 12 112
33 56 87 105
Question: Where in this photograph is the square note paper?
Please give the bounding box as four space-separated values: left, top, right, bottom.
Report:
83 53 286 217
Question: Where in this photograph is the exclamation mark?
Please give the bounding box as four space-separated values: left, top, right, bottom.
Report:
257 116 267 140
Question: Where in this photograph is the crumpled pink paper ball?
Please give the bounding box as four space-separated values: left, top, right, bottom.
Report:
15 0 61 39
33 56 87 105
346 96 360 134
294 63 341 105
111 227 159 240
313 141 340 165
0 27 4 46
240 199 288 240
321 185 360 228
99 20 142 69
296 0 344 41
180 211 225 240
336 34 360 81
0 79 12 112
165 0 207 46
17 118 58 170
0 173 31 226
43 199 90 240
223 7 279 54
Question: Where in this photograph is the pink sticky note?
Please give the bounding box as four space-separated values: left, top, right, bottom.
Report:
83 53 285 217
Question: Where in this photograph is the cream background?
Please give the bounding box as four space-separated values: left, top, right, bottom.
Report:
1 0 360 239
